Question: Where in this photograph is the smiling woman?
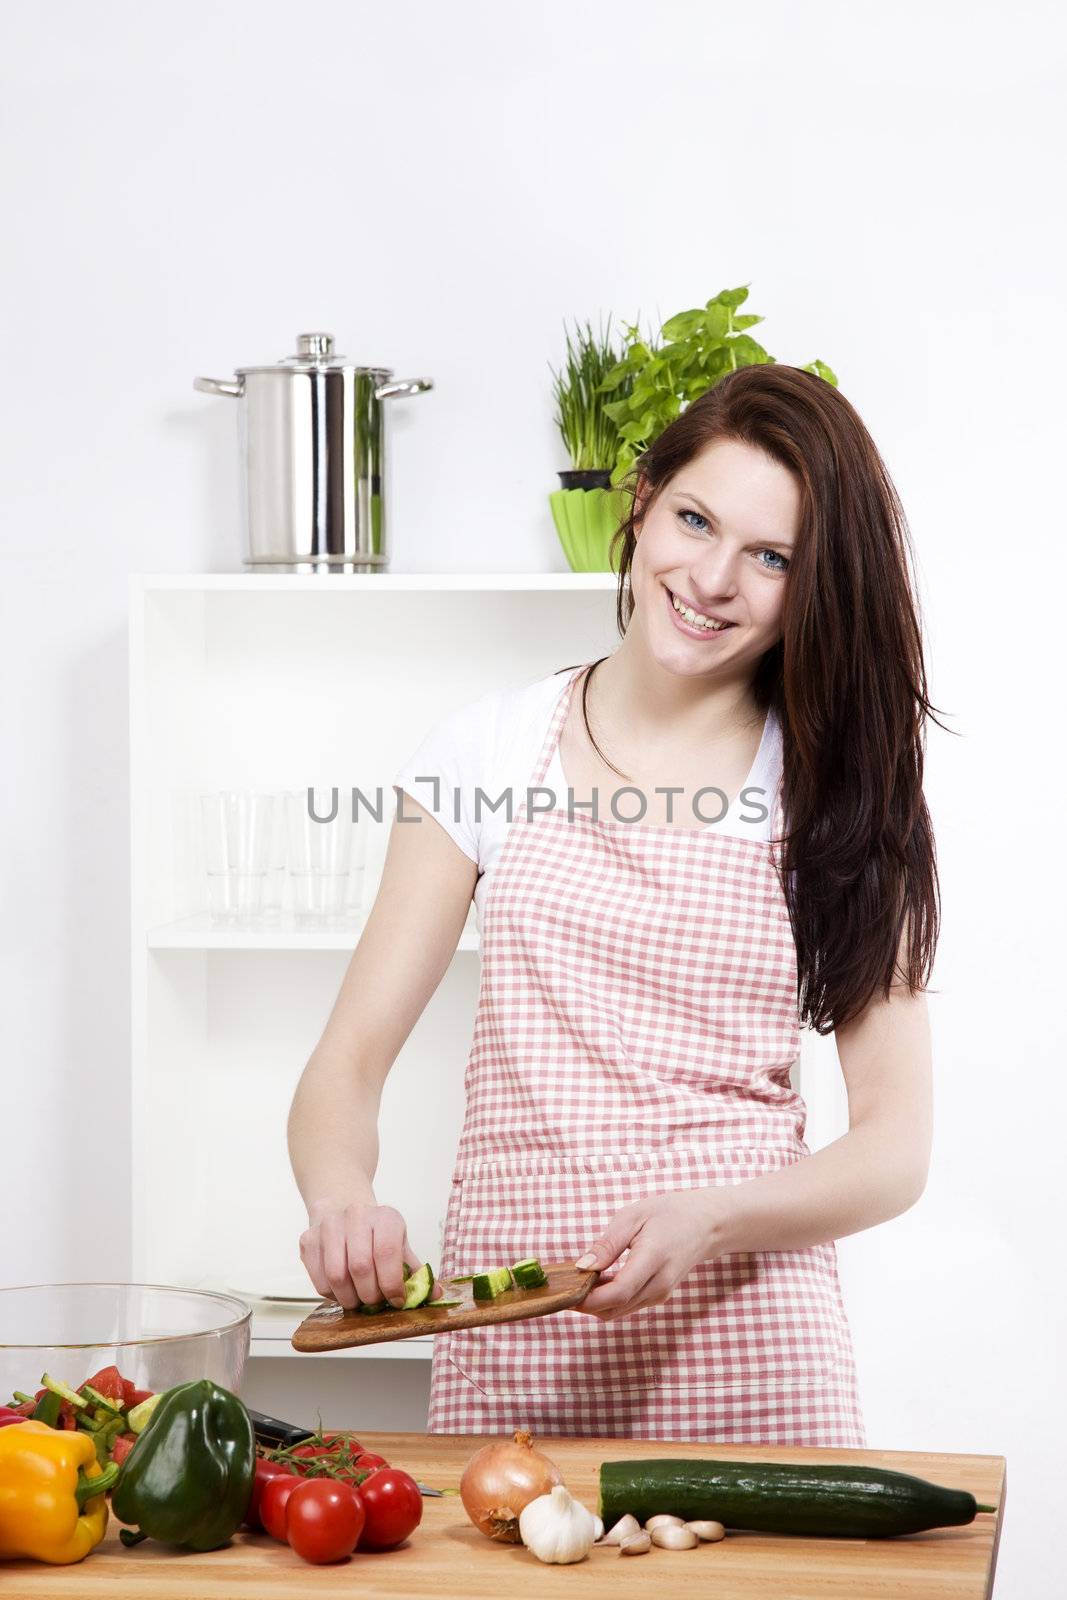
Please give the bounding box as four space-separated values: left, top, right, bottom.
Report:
289 363 939 1451
599 365 941 1034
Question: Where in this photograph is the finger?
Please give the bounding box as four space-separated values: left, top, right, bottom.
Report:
575 1204 643 1274
340 1207 383 1307
298 1227 330 1301
577 1244 659 1319
372 1210 410 1308
316 1212 363 1309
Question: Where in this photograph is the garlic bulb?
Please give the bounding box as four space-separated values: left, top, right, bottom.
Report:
518 1484 599 1564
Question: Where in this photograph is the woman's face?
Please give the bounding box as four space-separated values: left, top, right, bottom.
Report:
630 437 801 680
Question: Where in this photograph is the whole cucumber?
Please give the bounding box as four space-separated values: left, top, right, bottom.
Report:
598 1458 995 1539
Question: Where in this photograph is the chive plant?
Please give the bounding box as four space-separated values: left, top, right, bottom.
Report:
550 317 632 474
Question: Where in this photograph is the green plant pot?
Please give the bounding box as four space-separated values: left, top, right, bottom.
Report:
549 486 627 573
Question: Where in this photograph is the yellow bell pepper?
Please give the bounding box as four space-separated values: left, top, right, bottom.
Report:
0 1419 117 1564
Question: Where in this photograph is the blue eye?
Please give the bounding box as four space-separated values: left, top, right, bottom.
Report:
676 508 708 533
757 550 789 572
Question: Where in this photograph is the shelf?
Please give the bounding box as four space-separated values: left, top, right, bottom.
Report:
147 913 479 952
130 578 609 1321
133 572 621 594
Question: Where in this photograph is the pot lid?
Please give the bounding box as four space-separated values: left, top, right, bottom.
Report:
234 333 393 378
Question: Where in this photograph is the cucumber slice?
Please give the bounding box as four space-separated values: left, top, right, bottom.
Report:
401 1262 434 1310
41 1372 88 1410
472 1267 514 1300
127 1392 163 1434
357 1300 389 1315
423 1298 463 1309
510 1257 548 1289
79 1376 123 1414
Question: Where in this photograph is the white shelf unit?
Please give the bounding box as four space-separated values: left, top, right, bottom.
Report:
130 572 620 1361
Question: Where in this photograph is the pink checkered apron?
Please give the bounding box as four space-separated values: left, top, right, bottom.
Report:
428 662 867 1446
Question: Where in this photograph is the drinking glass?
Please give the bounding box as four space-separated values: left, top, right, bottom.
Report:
285 788 353 925
199 791 276 926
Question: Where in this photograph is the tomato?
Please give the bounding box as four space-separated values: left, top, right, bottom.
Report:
259 1470 305 1542
110 1433 138 1467
323 1431 364 1456
244 1457 300 1531
353 1451 389 1472
356 1468 423 1550
82 1365 126 1405
285 1479 365 1565
292 1443 336 1462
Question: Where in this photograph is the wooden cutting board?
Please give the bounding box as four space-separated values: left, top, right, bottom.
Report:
291 1262 599 1351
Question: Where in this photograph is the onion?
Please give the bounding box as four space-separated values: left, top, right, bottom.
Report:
459 1429 565 1543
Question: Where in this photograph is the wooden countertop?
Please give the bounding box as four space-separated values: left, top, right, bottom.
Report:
12 1431 1005 1598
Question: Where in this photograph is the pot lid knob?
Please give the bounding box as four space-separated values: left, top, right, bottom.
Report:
295 332 333 359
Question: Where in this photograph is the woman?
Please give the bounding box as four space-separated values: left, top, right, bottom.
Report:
288 364 938 1447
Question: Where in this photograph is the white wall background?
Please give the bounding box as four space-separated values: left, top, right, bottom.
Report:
2 2 1063 1592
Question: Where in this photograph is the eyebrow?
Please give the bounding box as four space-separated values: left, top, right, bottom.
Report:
671 487 794 550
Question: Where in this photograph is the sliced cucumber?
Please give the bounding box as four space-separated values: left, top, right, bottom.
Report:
423 1298 463 1309
510 1257 547 1289
81 1383 124 1415
472 1267 514 1300
41 1372 88 1410
401 1262 435 1310
357 1300 389 1315
127 1392 163 1434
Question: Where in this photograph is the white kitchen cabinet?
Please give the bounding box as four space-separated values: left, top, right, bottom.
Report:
129 573 620 1369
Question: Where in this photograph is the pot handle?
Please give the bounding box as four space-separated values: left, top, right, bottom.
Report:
194 375 244 398
374 377 434 401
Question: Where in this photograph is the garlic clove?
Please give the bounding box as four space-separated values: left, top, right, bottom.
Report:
592 1514 604 1542
645 1513 686 1531
600 1514 642 1545
685 1519 726 1542
650 1525 699 1549
619 1530 652 1555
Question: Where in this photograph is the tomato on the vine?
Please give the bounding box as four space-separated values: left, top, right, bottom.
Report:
285 1479 365 1565
357 1467 423 1549
291 1443 335 1462
323 1431 364 1456
245 1458 299 1531
259 1471 304 1542
353 1451 389 1472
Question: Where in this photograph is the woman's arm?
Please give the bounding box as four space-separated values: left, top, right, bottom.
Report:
576 944 933 1319
712 979 933 1253
288 792 478 1307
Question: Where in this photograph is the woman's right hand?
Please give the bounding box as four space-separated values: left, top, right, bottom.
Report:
299 1200 430 1310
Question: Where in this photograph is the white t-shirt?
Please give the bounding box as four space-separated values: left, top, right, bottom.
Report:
392 664 784 933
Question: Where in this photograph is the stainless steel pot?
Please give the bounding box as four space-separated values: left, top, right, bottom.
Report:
194 333 433 572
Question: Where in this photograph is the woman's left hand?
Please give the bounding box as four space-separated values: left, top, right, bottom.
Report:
572 1188 734 1320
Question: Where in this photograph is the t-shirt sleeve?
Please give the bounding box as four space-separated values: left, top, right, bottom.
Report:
391 692 497 867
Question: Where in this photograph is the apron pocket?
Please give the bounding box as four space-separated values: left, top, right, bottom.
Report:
440 1155 855 1400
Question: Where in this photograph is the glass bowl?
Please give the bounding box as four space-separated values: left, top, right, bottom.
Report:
0 1283 252 1404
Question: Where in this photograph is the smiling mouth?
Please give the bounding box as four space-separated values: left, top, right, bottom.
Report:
666 587 736 633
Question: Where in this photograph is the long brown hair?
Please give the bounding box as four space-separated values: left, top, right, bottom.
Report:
563 364 944 1034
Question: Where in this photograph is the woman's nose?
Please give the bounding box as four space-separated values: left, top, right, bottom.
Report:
688 549 741 604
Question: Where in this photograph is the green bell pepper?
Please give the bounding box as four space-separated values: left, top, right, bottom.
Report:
111 1378 255 1551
